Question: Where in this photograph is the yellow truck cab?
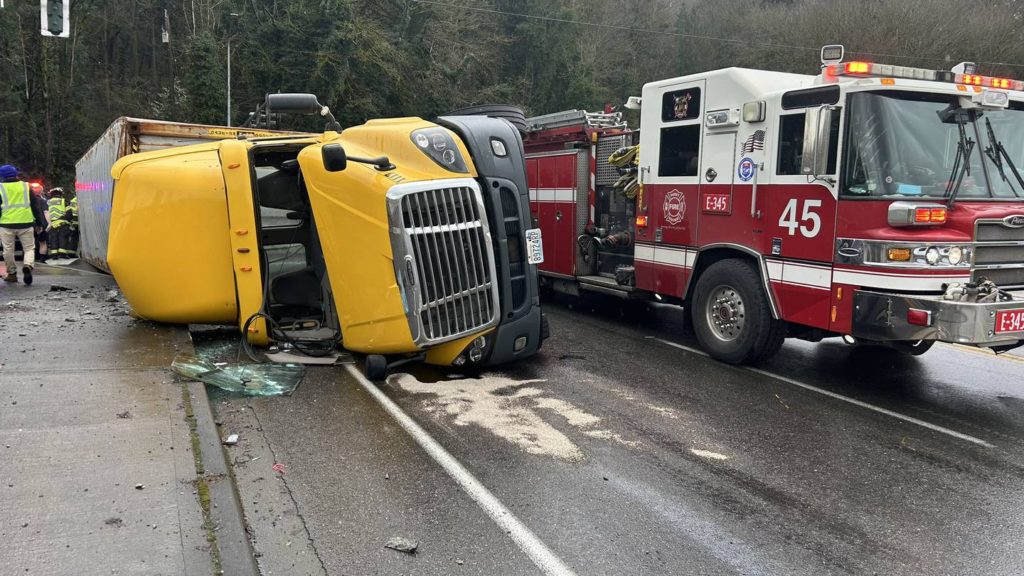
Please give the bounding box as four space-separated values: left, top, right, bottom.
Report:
105 96 546 376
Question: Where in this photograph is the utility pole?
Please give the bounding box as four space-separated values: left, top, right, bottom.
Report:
227 41 231 126
226 12 239 127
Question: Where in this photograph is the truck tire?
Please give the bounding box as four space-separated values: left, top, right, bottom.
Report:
691 259 786 365
364 355 388 380
447 104 528 133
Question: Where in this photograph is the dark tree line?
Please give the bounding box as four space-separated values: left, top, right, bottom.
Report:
2 0 1022 187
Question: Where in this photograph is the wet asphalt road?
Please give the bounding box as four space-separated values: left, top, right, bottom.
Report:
214 294 1024 576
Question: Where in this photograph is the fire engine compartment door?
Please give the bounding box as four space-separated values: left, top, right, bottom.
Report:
220 139 269 344
527 151 580 277
697 129 737 245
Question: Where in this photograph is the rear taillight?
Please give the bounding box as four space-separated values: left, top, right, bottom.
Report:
907 309 933 326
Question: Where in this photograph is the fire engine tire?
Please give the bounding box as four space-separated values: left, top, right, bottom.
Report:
364 355 388 380
447 104 528 133
691 259 786 365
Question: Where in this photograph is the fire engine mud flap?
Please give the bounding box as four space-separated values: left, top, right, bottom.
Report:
851 289 1024 348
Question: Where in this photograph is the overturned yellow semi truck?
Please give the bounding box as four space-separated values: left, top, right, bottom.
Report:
82 95 547 377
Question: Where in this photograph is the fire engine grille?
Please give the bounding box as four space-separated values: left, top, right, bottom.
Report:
390 181 499 343
595 135 627 186
973 219 1024 288
499 185 527 309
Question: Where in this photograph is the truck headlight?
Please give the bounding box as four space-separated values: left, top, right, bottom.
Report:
410 127 469 173
925 246 941 265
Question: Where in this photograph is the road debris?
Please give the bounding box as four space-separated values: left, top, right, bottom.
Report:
104 517 123 528
116 411 132 419
384 536 419 554
222 434 239 446
170 353 304 396
135 483 145 490
271 463 286 475
105 289 120 302
49 285 72 292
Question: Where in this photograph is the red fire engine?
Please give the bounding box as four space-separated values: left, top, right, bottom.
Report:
524 46 1024 364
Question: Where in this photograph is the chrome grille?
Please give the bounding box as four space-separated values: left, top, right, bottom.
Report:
973 219 1024 288
388 179 499 344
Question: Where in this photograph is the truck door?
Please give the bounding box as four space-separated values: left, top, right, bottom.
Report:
636 80 705 297
219 139 269 344
764 96 842 331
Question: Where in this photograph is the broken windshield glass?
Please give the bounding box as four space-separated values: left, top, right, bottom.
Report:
171 353 305 396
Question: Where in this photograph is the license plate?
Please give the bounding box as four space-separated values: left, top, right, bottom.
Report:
994 309 1024 334
525 228 544 265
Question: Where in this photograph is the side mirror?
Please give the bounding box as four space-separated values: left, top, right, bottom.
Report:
801 105 837 178
266 93 324 115
322 144 347 172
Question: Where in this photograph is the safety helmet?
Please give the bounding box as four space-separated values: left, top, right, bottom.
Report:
0 164 18 180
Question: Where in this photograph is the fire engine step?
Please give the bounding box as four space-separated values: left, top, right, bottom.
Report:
578 275 638 299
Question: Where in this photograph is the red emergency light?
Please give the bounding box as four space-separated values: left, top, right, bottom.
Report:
29 180 43 192
914 207 947 224
635 215 648 228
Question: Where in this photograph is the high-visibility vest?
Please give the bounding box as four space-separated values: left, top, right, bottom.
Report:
48 197 67 226
69 196 78 222
0 181 34 226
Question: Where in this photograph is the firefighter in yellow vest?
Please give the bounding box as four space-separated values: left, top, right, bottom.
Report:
0 164 39 284
46 188 69 259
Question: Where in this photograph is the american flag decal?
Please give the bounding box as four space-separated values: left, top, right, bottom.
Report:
741 130 766 153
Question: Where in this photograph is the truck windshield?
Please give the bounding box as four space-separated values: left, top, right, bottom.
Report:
842 90 1024 200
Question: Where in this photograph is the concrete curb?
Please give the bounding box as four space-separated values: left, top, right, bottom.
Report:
189 380 261 576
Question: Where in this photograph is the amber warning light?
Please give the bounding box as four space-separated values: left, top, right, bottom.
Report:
915 207 947 224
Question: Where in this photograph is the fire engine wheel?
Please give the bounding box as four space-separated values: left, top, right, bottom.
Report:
692 259 786 365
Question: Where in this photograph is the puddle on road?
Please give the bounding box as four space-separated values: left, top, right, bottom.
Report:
388 373 638 461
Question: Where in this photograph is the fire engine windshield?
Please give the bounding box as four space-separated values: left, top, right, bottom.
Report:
843 90 1024 200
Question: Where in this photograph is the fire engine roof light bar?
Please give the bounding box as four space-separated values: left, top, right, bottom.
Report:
827 59 1024 92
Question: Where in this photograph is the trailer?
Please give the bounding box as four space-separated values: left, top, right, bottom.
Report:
74 117 289 272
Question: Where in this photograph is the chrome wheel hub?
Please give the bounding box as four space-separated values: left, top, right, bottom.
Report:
706 285 746 342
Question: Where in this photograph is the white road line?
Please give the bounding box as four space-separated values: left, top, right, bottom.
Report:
646 337 995 449
343 364 578 576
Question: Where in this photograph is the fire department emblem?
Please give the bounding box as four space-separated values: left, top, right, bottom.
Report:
663 189 686 225
673 92 693 120
737 156 756 182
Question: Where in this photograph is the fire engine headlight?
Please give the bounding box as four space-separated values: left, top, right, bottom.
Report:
925 247 941 265
947 245 964 266
410 127 469 174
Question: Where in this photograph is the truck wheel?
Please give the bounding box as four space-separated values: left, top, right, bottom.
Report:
447 104 528 133
364 355 388 380
691 259 785 365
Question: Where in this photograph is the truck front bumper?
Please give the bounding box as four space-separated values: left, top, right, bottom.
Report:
852 289 1024 348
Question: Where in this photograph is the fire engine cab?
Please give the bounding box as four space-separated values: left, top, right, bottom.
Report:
524 46 1024 364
